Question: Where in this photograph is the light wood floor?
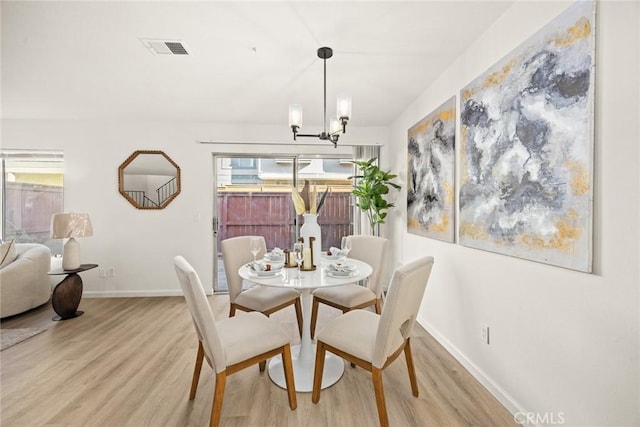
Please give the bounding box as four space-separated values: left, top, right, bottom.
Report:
1 296 515 426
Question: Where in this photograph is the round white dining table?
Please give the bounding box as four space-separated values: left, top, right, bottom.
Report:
238 256 373 392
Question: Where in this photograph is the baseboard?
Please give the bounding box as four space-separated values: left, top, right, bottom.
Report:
83 289 213 298
418 316 527 420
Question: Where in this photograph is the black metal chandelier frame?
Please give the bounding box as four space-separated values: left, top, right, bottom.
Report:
289 47 350 148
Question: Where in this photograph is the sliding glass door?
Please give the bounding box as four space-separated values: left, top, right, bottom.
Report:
213 155 354 292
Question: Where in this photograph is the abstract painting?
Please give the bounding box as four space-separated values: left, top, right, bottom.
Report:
459 1 595 272
408 96 456 242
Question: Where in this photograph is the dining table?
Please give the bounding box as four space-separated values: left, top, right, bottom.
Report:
238 255 373 392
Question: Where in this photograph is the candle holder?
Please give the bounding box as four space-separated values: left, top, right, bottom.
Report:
283 248 298 268
299 236 317 271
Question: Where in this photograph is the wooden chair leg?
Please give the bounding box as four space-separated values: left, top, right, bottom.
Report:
372 367 389 427
189 341 205 400
312 341 326 403
281 344 297 410
294 298 304 338
310 297 319 339
374 298 382 315
229 304 236 318
210 371 227 427
404 339 419 396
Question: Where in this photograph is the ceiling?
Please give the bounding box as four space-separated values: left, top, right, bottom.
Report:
1 1 513 128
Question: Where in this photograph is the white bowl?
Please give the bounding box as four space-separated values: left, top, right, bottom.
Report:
262 262 284 270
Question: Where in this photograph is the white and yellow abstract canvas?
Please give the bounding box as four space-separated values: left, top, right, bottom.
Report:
459 1 595 272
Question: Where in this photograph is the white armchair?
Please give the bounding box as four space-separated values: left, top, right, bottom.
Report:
310 235 389 338
312 256 435 427
221 236 303 338
0 243 51 318
174 256 297 427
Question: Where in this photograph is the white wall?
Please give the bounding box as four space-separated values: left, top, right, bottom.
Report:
387 1 639 425
1 120 387 296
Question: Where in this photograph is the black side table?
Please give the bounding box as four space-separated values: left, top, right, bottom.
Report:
48 264 98 321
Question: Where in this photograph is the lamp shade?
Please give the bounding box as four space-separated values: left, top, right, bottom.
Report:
51 213 93 270
288 104 303 128
330 116 341 134
337 94 352 119
51 213 93 239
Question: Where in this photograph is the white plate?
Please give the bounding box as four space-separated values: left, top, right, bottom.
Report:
326 270 357 278
327 262 356 271
322 253 341 261
264 254 285 262
251 269 283 278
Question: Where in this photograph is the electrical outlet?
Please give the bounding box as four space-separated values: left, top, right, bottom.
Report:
107 267 116 277
481 324 490 345
98 268 107 278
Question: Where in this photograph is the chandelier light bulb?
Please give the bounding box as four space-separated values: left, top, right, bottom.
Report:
337 94 352 119
330 116 341 134
289 104 303 128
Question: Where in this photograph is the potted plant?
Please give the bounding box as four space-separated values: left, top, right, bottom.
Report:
349 157 401 234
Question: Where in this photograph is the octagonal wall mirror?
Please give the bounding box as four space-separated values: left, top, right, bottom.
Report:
118 150 181 209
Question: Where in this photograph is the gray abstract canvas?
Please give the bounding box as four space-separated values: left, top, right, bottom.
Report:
459 1 595 272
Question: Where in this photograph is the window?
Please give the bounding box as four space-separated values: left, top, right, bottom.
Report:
0 150 64 254
229 158 256 168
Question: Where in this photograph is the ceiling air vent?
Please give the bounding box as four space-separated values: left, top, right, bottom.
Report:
165 42 188 55
140 39 189 55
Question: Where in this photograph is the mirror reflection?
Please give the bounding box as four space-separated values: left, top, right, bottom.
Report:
118 150 181 209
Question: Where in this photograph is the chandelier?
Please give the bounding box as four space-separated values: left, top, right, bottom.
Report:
288 47 352 148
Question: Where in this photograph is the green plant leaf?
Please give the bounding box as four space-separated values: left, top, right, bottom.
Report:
348 156 401 231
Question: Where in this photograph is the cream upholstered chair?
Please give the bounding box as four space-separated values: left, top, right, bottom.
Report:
174 256 297 427
312 256 434 427
221 235 303 337
310 235 389 339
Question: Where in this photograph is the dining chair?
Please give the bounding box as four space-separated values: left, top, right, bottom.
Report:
174 256 297 427
310 235 389 339
221 235 303 338
312 256 435 427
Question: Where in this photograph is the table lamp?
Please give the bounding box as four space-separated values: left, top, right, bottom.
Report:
50 213 93 270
